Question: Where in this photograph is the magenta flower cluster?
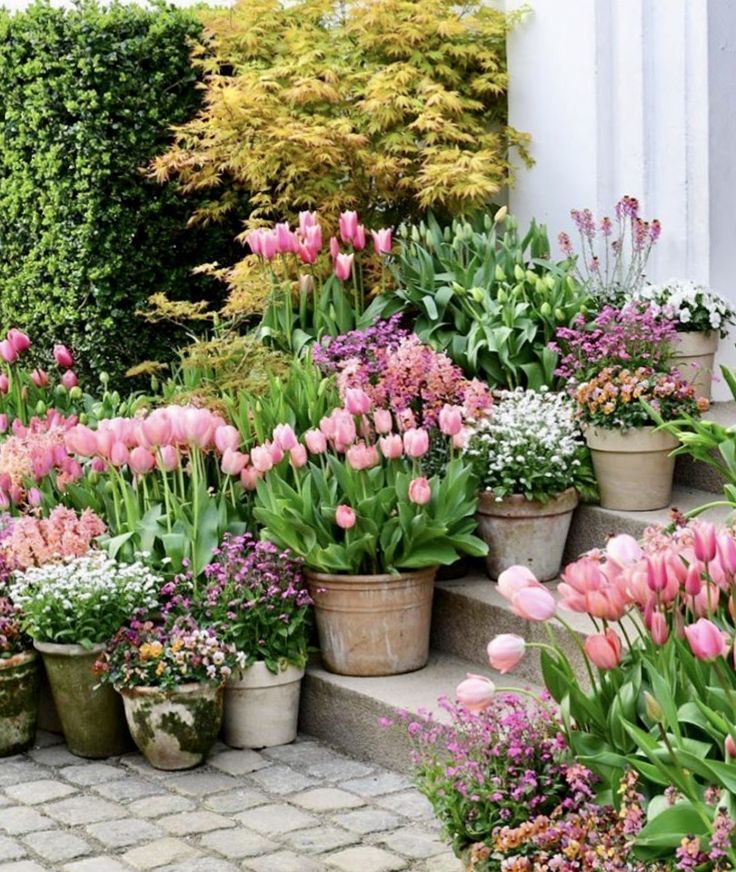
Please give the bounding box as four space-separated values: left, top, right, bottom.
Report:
312 315 408 379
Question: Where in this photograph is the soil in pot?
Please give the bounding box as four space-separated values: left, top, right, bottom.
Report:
0 650 40 756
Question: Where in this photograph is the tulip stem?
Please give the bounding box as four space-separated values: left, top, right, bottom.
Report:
553 615 599 692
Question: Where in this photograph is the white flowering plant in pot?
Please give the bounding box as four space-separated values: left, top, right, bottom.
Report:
634 279 734 336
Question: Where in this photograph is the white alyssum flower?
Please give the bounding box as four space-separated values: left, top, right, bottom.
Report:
635 279 734 337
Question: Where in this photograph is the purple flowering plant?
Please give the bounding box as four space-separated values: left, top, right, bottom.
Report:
0 597 27 659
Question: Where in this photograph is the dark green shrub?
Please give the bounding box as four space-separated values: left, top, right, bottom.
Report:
0 0 239 384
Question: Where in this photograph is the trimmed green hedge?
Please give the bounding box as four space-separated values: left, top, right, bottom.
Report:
0 0 237 383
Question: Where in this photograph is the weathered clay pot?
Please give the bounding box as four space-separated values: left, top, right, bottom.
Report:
224 662 304 750
0 650 40 756
585 426 679 511
119 683 223 771
671 330 719 400
35 641 130 758
476 488 579 581
305 568 437 676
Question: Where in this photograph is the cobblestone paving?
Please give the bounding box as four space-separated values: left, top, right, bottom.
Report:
0 732 461 872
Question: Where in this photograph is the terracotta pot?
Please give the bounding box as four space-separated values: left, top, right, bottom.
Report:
0 650 40 756
118 683 223 771
224 661 304 750
585 426 679 511
305 568 437 676
34 641 131 758
671 330 719 400
476 488 579 581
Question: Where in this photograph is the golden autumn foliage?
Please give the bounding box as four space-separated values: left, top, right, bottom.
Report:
151 0 531 229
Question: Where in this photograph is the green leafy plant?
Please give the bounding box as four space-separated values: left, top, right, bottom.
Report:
365 211 589 389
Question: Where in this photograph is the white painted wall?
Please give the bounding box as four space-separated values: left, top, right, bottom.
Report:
507 0 736 399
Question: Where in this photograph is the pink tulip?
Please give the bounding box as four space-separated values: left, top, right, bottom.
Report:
221 448 248 476
0 340 17 364
0 491 8 510
247 229 264 256
95 429 114 459
332 411 357 451
110 442 130 467
142 411 172 448
606 534 642 567
66 425 98 457
373 409 392 434
497 565 539 600
487 634 525 674
267 440 284 464
214 425 241 455
297 242 318 264
645 554 668 593
0 375 8 394
0 415 7 434
650 610 669 645
329 236 340 260
456 674 495 713
694 522 718 563
305 224 322 251
275 222 298 254
305 429 327 454
262 229 279 261
718 533 736 575
335 505 356 530
438 404 464 437
398 408 417 431
240 466 261 491
379 433 403 460
403 428 429 458
158 444 179 472
298 210 318 235
251 445 274 473
408 477 432 505
346 442 379 471
129 446 156 475
353 224 366 250
53 344 74 368
91 457 106 473
319 415 336 441
344 388 372 416
8 484 23 504
61 370 78 390
7 329 30 354
684 618 727 660
27 487 42 507
30 368 49 388
584 629 622 670
684 563 703 597
371 228 393 256
273 423 299 452
511 585 556 622
289 444 308 468
339 211 359 244
726 735 736 759
334 253 354 282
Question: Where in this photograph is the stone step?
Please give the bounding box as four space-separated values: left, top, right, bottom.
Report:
673 401 736 494
299 652 543 774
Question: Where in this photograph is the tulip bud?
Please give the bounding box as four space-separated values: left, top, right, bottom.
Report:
514 265 525 282
35 400 46 416
494 205 508 224
540 302 552 318
494 265 506 282
644 691 664 723
555 308 565 321
497 289 507 303
726 735 736 759
69 386 82 401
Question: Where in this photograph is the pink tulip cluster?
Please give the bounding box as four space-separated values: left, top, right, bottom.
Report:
0 328 77 395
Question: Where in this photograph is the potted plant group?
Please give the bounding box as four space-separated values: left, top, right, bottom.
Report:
0 591 40 756
10 550 160 757
98 615 239 771
464 388 595 580
633 279 735 400
196 533 312 750
252 393 487 677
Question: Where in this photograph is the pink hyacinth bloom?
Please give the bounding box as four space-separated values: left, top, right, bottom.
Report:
438 404 463 437
304 429 327 455
214 425 241 455
379 433 403 460
334 253 354 282
456 674 495 713
407 477 431 505
273 423 298 452
289 443 308 468
684 618 727 661
240 465 261 491
335 505 356 529
694 522 718 563
403 428 429 458
7 329 31 354
128 446 156 475
221 448 248 476
53 344 74 368
31 369 49 388
61 370 78 390
373 409 393 434
346 442 379 471
251 445 274 473
584 628 622 670
344 388 372 416
487 634 525 674
511 585 556 622
497 565 539 600
371 228 393 256
0 340 17 364
339 211 359 244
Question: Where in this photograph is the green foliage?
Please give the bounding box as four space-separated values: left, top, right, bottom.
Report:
0 0 239 385
365 211 591 389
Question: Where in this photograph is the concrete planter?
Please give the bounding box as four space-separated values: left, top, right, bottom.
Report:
476 488 579 581
34 641 131 758
224 661 304 749
305 568 437 676
585 426 679 511
0 650 40 756
119 682 223 771
671 330 719 400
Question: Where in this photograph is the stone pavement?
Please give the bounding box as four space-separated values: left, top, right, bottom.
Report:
0 732 462 872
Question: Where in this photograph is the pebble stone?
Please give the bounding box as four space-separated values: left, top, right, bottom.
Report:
0 732 458 872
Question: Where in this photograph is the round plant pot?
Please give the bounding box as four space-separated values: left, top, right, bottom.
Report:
34 641 130 758
118 683 223 771
305 568 437 677
671 330 719 400
585 426 679 511
224 662 304 750
475 488 579 581
0 650 40 756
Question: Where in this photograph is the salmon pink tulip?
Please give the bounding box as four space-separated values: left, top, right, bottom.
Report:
353 224 366 250
305 429 327 454
27 488 42 507
298 210 318 234
53 344 74 368
373 409 393 434
718 533 736 575
487 634 525 674
273 424 298 452
335 505 356 530
726 735 736 759
221 448 248 476
511 585 556 622
289 444 308 468
403 428 429 458
0 375 8 394
240 466 261 491
251 445 274 473
684 618 727 660
584 628 622 670
344 388 372 416
0 340 17 363
438 404 463 437
267 440 284 464
110 442 129 467
332 411 357 451
497 565 539 600
650 610 669 645
379 434 403 460
334 253 354 282
329 236 340 260
66 425 98 457
408 477 432 505
456 674 495 713
606 534 642 566
214 425 241 455
346 443 379 471
30 368 49 388
158 445 179 472
129 447 156 475
684 563 703 597
141 412 172 448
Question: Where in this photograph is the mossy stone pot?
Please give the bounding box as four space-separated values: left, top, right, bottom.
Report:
305 567 437 676
118 683 224 771
34 641 131 758
0 650 41 756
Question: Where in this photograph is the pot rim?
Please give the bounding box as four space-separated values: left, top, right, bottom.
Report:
228 660 305 688
0 649 38 670
476 486 579 514
116 681 223 698
305 566 438 584
34 640 106 656
583 424 679 451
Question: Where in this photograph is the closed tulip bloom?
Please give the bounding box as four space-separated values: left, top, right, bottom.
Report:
268 440 284 464
645 554 668 593
298 210 318 234
684 563 703 597
110 442 130 467
27 487 42 507
487 635 525 674
67 425 98 457
344 388 372 416
261 229 279 260
95 429 114 459
339 210 359 244
606 534 642 566
353 224 366 250
403 428 429 458
408 477 432 505
214 424 241 455
305 429 327 454
438 404 463 437
221 448 248 476
497 565 539 600
142 412 172 448
726 735 736 759
251 445 274 473
273 423 299 451
379 433 403 460
684 618 727 660
183 408 213 449
61 370 78 390
335 505 356 529
305 224 322 250
298 242 318 264
373 409 393 434
30 368 49 388
334 253 354 282
158 444 179 472
650 611 669 645
371 228 393 256
584 628 622 669
53 344 74 368
289 444 308 468
511 585 556 622
240 466 260 491
0 491 8 510
0 340 17 364
694 522 718 563
346 442 379 471
0 375 8 394
329 236 340 260
332 411 357 451
0 415 7 435
718 533 736 575
456 674 495 713
91 457 106 473
129 446 156 475
7 329 31 354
